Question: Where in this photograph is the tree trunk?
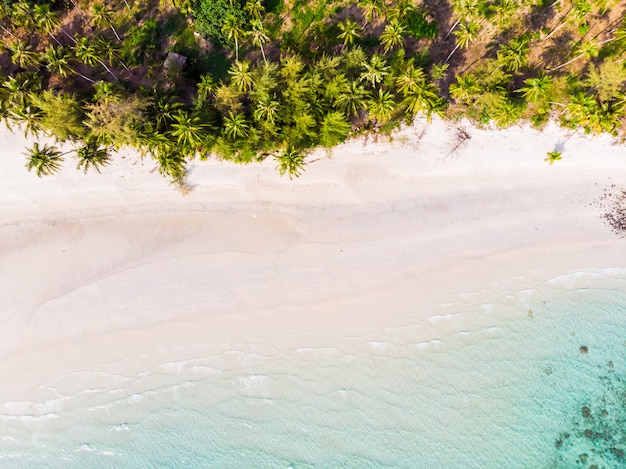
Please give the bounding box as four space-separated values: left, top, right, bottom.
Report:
445 43 461 63
260 43 266 63
99 60 118 80
445 18 461 39
48 32 63 47
110 25 121 42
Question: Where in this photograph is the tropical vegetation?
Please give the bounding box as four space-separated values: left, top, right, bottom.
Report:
0 0 625 183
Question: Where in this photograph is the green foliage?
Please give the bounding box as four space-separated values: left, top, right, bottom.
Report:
405 8 437 39
86 94 149 147
75 140 110 173
24 142 63 177
545 150 562 164
123 18 158 66
192 0 248 45
29 90 87 141
319 111 351 148
275 146 305 179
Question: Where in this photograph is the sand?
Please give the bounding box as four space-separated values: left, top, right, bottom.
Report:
1 116 626 406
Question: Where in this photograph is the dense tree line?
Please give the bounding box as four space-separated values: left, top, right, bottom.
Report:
0 0 625 184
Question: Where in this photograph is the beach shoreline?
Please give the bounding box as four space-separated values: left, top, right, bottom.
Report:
1 116 626 407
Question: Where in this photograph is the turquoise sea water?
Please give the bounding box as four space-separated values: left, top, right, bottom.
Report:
1 270 625 468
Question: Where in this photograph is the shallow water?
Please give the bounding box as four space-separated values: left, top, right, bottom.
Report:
1 270 625 468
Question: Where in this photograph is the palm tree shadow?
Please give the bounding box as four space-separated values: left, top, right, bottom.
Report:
553 140 565 153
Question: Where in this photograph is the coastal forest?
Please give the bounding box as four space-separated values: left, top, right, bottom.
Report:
1 0 625 182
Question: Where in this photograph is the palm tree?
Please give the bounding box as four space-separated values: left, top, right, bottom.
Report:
253 95 280 124
91 2 121 41
228 60 254 93
275 146 305 179
222 15 245 62
92 80 119 104
490 0 517 29
24 142 64 177
360 54 390 88
196 74 216 99
545 150 562 164
74 37 118 80
338 19 361 48
7 40 39 68
492 100 520 127
320 111 351 147
33 4 64 46
155 147 187 180
446 0 480 38
244 0 264 20
358 0 383 24
496 36 530 72
550 41 600 72
449 73 480 103
250 20 269 63
395 63 427 96
403 83 441 119
42 45 74 78
446 22 480 63
224 112 250 140
151 90 183 131
380 20 405 53
367 88 396 123
75 140 110 173
11 1 35 30
170 111 208 152
335 81 370 116
519 74 552 103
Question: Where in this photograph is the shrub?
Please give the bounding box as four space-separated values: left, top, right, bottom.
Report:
192 0 248 45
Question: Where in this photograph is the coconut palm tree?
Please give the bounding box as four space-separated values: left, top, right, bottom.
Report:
228 60 254 93
222 15 245 62
403 82 441 118
380 20 406 53
545 150 562 164
74 37 118 80
395 63 427 96
253 94 280 125
24 142 64 177
446 22 480 63
335 80 370 117
338 19 361 48
11 1 35 30
75 140 110 173
275 146 305 179
42 45 74 78
360 54 390 88
496 36 530 72
250 20 269 63
358 0 383 24
91 2 121 41
490 0 518 29
244 0 264 20
367 88 396 123
170 111 208 152
33 3 64 46
446 0 481 38
449 73 480 103
519 74 553 103
7 40 39 68
151 90 183 131
224 112 250 140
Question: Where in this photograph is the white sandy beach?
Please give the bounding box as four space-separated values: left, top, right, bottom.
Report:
1 116 626 408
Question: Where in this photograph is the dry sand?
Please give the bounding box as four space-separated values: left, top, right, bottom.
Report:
1 116 625 405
